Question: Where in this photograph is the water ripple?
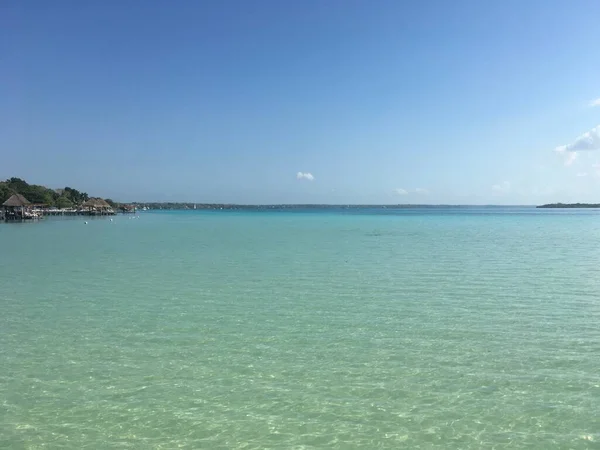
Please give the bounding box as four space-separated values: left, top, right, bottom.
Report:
1 212 599 448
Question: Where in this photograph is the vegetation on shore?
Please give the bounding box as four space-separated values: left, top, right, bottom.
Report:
537 203 600 208
0 177 116 208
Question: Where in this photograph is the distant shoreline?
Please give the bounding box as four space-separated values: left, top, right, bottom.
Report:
134 204 533 210
536 203 600 209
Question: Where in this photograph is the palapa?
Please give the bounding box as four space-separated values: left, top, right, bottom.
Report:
2 194 31 207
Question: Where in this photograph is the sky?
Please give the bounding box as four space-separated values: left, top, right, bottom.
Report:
2 0 600 204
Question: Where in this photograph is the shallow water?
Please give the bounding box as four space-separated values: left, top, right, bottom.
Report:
1 208 599 448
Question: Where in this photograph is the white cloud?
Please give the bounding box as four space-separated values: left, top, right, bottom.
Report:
589 98 600 107
296 172 314 181
556 125 600 153
392 187 428 195
492 181 511 193
576 172 588 177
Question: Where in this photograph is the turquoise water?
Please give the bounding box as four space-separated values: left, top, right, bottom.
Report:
1 208 599 449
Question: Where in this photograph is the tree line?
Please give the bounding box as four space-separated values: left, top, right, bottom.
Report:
0 177 116 209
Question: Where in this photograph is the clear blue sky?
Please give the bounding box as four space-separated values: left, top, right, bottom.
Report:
2 0 600 204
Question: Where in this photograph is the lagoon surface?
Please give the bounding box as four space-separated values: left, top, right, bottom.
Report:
1 208 599 449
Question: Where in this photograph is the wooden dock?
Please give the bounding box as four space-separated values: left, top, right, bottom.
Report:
3 208 117 222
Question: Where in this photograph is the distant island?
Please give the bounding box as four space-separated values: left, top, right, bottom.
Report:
537 203 600 209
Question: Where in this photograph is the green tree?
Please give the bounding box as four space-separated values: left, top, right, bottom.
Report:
64 187 89 205
24 184 55 205
0 182 14 204
1 178 97 208
55 195 74 209
7 177 28 193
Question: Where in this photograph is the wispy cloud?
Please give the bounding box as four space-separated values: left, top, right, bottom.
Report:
492 181 511 193
576 172 588 177
589 98 600 107
414 188 428 194
394 188 408 195
556 151 579 166
296 172 314 181
532 185 554 196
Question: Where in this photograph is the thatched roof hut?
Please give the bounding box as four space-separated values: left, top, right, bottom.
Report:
81 198 110 208
96 198 112 208
81 197 114 215
3 194 32 220
81 198 99 208
3 194 30 207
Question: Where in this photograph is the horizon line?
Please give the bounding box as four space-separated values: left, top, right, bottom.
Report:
124 203 540 207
